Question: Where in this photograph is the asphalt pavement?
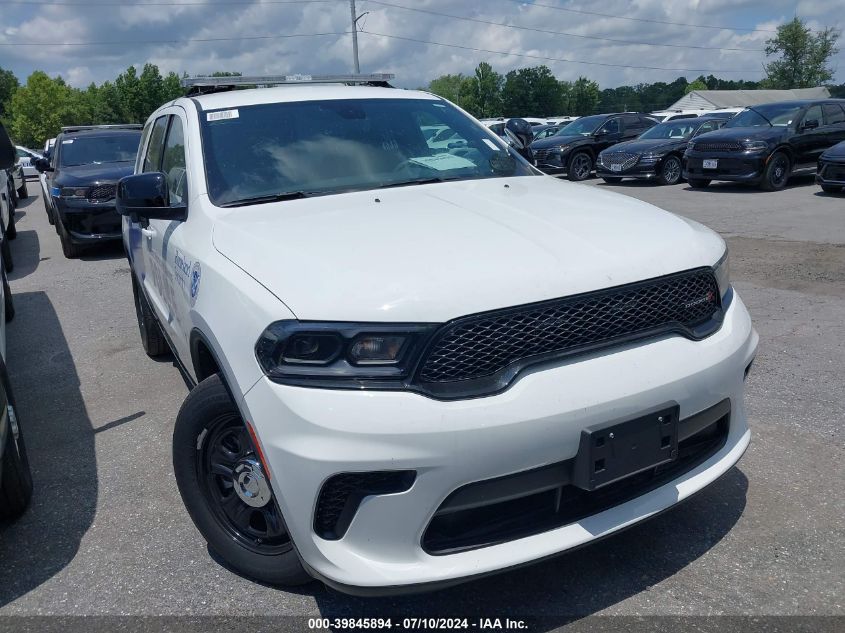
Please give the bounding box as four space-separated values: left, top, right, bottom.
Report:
0 175 842 623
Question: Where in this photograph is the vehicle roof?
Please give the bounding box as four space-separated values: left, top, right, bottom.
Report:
749 99 845 107
58 128 143 138
186 85 440 111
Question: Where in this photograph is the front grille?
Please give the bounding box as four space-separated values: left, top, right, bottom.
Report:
820 162 845 182
533 148 553 162
416 269 721 388
423 408 730 555
599 151 639 170
87 184 116 201
314 471 415 540
692 141 743 152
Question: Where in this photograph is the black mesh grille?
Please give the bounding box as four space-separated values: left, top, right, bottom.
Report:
417 269 720 385
692 141 743 152
88 184 116 201
533 148 553 162
598 151 639 170
314 471 415 540
821 163 845 181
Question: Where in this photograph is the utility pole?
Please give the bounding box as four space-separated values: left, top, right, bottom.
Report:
350 0 361 73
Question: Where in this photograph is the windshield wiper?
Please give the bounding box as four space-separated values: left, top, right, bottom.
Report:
219 191 314 208
746 106 773 127
375 176 463 189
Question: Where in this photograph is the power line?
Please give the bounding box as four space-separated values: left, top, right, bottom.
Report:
498 0 779 34
361 30 763 74
0 30 350 46
364 0 765 52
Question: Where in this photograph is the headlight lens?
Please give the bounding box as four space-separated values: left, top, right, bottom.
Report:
686 140 695 150
713 249 730 300
255 321 436 385
742 140 768 152
59 186 88 198
556 144 571 153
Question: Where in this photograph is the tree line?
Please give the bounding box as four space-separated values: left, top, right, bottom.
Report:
0 17 840 148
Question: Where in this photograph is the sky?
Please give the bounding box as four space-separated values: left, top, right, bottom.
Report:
0 0 842 90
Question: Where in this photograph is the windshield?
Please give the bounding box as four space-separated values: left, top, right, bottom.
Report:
639 120 699 140
725 104 802 128
59 134 141 167
555 115 606 136
200 98 534 206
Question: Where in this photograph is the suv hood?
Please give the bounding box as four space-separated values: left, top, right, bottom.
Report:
693 126 784 144
602 138 684 155
55 161 134 186
212 177 725 322
822 140 845 161
530 134 587 150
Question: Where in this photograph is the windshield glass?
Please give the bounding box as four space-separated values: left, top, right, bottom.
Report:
59 133 141 167
555 115 606 136
639 120 699 140
200 98 534 206
725 104 802 128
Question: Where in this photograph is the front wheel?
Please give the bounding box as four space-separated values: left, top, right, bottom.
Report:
567 151 593 181
56 217 84 258
131 276 169 358
657 155 683 186
1 238 13 273
173 374 311 587
760 151 790 191
688 178 711 189
17 180 28 199
3 264 14 322
0 363 33 520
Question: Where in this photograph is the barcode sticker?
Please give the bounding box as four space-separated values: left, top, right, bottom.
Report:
207 109 239 122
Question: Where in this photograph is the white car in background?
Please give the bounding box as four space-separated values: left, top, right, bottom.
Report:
119 75 757 595
15 146 42 178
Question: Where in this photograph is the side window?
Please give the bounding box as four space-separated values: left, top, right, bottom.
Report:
602 118 620 134
695 121 718 136
143 115 169 172
802 105 823 128
823 104 845 125
161 117 188 206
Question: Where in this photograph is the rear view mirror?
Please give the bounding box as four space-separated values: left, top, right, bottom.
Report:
117 172 187 222
34 157 52 172
0 123 15 171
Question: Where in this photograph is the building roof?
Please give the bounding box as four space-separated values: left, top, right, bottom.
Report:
668 87 831 110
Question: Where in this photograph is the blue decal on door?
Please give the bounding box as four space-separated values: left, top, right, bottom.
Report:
190 261 202 306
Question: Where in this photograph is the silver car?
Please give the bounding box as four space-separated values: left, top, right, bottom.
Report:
15 146 42 178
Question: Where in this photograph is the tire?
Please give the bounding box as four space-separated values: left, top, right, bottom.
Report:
688 178 711 189
42 192 55 225
1 238 12 274
760 151 790 191
17 179 28 199
0 361 33 520
657 155 683 186
567 151 593 181
820 184 842 194
131 276 170 358
2 264 13 322
173 374 311 587
6 205 15 240
56 216 84 258
601 177 623 184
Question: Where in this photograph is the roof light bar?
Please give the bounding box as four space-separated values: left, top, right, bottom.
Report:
181 73 396 95
61 124 143 132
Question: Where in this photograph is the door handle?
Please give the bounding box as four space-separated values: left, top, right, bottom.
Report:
140 226 156 238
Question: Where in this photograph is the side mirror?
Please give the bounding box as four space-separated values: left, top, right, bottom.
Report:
802 118 819 131
117 172 187 221
34 157 53 172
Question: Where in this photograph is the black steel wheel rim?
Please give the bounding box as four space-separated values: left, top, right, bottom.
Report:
663 157 681 184
770 155 788 186
199 415 291 555
572 153 591 179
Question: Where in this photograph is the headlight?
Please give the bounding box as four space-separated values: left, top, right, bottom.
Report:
640 151 664 161
59 186 88 198
556 144 571 153
686 140 695 151
255 321 436 386
713 249 730 300
742 141 768 152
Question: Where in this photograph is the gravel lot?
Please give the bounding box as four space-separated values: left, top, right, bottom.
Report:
0 175 842 623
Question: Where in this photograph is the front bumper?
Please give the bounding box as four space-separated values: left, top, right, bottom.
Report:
596 161 659 180
55 198 122 243
684 151 766 183
533 149 570 175
242 292 757 593
816 159 845 187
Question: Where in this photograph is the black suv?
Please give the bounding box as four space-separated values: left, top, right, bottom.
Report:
683 100 845 190
529 113 656 180
35 125 142 257
816 140 845 194
597 116 726 186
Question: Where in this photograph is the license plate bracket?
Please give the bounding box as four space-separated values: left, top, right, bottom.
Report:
610 164 623 172
703 158 718 169
572 405 679 491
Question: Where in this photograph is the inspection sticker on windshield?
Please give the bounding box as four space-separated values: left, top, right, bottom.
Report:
409 154 476 171
207 109 239 122
62 139 74 144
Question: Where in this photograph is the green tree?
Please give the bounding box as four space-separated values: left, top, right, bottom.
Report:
427 73 477 113
470 62 503 118
9 71 88 147
684 78 708 94
764 17 841 88
501 66 564 116
0 67 19 120
567 76 600 115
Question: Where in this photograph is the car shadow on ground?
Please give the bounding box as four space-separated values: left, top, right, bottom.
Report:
0 292 97 608
304 467 748 625
7 230 40 281
79 242 125 262
680 174 817 194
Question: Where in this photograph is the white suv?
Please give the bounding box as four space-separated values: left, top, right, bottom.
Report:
119 75 758 595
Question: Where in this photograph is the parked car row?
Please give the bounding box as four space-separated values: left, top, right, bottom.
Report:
528 99 845 194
